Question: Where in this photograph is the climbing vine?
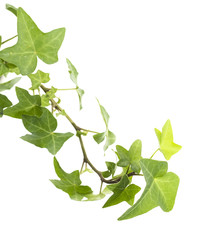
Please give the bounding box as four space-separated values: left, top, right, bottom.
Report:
0 5 182 220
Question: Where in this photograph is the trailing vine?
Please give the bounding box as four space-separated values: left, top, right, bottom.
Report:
0 4 182 220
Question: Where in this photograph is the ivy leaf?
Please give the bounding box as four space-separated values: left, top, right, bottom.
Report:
0 77 21 92
0 60 20 76
128 139 142 173
0 8 65 75
0 36 2 48
21 108 74 155
4 87 42 119
103 175 141 208
28 70 50 90
66 59 84 110
155 119 182 160
118 158 179 220
0 93 12 117
50 157 93 201
93 100 116 151
41 87 57 107
102 161 116 178
116 145 130 167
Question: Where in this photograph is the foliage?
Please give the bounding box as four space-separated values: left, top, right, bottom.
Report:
0 4 182 220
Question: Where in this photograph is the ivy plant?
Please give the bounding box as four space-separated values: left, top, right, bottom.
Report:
0 5 182 220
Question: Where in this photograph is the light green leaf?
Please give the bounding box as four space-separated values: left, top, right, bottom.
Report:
76 87 85 110
118 158 179 220
0 36 2 48
4 87 42 118
0 8 65 75
155 119 182 160
66 58 78 85
6 4 17 16
102 161 116 178
103 175 141 208
0 60 20 76
28 70 50 90
84 193 106 201
0 77 21 92
97 99 110 128
41 86 57 107
51 157 93 201
128 139 142 173
103 130 116 151
21 108 74 155
0 93 12 117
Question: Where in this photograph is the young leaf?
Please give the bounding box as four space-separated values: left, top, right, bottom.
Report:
93 132 106 144
0 93 12 117
128 139 142 173
0 8 65 75
155 119 182 160
118 158 179 220
6 4 17 16
103 130 116 151
97 99 110 128
66 58 78 85
28 70 50 90
51 157 93 201
21 108 74 155
66 59 84 110
102 161 116 178
4 87 42 118
41 87 57 107
0 77 21 92
103 175 141 208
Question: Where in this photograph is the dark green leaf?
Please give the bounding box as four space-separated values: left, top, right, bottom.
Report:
51 157 93 201
0 8 65 75
21 108 74 155
6 4 17 16
4 87 42 118
103 175 141 208
118 158 179 220
28 70 50 90
0 93 12 117
0 77 21 92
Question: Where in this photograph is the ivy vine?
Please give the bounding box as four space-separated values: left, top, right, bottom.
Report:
0 5 182 220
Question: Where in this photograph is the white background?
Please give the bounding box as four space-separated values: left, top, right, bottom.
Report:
0 0 211 239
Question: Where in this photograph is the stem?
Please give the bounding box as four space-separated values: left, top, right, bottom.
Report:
1 35 18 45
150 148 159 159
57 88 77 91
40 84 142 184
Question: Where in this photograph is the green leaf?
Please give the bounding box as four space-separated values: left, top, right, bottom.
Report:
21 108 74 155
0 36 2 48
0 8 65 75
116 145 130 167
102 161 116 178
0 60 20 77
4 87 42 119
51 157 93 201
0 93 12 117
66 58 78 85
118 158 179 220
41 87 57 107
97 99 110 128
93 132 106 144
128 139 142 173
103 175 141 208
155 119 182 160
0 77 21 92
6 4 17 16
28 70 50 90
76 87 85 110
103 130 116 151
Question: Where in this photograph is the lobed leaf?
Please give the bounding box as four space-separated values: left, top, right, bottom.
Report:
0 93 12 117
155 119 182 160
28 70 50 90
118 158 179 220
51 157 93 201
21 108 74 155
0 8 65 75
4 87 42 118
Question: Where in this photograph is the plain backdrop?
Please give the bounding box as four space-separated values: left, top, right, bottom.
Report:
0 0 211 239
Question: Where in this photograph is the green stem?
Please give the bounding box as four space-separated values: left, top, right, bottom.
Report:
57 88 77 91
150 148 160 159
1 35 18 45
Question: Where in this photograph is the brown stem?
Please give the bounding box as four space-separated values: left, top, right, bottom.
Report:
40 84 142 184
